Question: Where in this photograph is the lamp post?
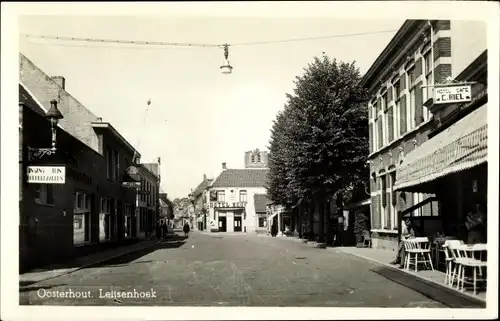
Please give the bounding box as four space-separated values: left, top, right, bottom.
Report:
27 99 64 161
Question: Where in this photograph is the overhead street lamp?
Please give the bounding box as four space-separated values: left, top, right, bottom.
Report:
220 44 233 74
27 99 64 161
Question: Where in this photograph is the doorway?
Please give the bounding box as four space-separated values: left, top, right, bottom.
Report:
234 216 242 232
218 216 227 232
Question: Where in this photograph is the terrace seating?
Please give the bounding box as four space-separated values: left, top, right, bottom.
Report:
403 237 434 272
453 243 487 295
442 240 464 286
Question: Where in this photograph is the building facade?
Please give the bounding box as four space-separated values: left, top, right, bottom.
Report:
361 20 486 250
190 174 213 231
137 163 160 238
205 161 269 233
19 54 147 271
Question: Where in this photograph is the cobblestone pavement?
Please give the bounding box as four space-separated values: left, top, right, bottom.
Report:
19 232 446 307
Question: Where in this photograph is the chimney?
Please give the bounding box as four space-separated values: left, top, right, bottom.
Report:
203 174 207 180
97 117 103 122
222 162 227 170
51 76 66 90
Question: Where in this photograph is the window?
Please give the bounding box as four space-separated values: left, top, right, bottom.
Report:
407 67 415 129
99 198 112 241
377 115 383 149
34 184 54 205
217 191 225 202
257 153 261 163
251 155 255 163
106 146 112 179
113 150 119 181
258 215 267 228
379 175 387 229
380 91 387 112
239 190 247 202
423 51 433 121
390 171 398 229
74 192 91 245
125 204 133 238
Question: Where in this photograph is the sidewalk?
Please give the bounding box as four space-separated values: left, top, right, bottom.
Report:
338 246 487 305
265 234 487 306
19 238 161 286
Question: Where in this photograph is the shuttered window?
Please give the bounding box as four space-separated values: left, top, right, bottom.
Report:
387 106 394 143
400 94 407 135
414 81 424 126
377 116 383 149
386 192 392 229
369 123 373 154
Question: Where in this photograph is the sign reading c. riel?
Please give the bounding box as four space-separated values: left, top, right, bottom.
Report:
434 85 472 104
27 166 66 184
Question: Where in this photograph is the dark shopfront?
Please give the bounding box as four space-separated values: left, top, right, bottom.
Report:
394 103 488 245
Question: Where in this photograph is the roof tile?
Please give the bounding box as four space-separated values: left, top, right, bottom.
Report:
211 169 269 188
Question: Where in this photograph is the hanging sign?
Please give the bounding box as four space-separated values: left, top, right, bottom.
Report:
434 85 472 104
122 181 141 188
27 166 65 184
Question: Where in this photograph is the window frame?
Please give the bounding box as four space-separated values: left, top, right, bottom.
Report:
239 190 248 202
34 184 55 205
217 190 226 202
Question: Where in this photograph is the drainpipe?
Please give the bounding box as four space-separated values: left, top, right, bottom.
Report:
428 21 435 86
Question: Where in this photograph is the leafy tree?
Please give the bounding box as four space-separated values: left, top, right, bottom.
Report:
268 54 368 244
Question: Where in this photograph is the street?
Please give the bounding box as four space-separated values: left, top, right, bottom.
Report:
20 232 445 307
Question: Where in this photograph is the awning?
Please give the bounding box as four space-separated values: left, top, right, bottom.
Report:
394 104 487 191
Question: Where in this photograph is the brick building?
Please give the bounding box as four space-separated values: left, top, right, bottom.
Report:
190 174 213 231
361 20 486 250
137 162 160 238
19 54 146 270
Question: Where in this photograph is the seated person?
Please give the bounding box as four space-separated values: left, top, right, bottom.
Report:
466 199 487 244
390 218 421 267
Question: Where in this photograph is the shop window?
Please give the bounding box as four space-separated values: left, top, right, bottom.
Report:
74 192 91 245
34 184 54 205
99 198 112 241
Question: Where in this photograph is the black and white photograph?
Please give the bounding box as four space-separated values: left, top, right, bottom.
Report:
1 1 499 320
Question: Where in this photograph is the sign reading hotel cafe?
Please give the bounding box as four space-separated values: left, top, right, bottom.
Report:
434 84 472 104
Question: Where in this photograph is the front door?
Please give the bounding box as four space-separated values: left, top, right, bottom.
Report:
218 216 227 232
234 216 242 232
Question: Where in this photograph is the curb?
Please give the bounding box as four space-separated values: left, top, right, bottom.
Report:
20 240 161 286
340 248 486 307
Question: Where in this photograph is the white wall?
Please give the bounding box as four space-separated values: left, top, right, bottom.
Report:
451 21 487 78
207 186 267 233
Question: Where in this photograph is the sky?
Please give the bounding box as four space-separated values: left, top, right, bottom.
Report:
19 15 405 199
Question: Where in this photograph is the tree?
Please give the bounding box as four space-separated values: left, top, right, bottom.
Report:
268 54 368 244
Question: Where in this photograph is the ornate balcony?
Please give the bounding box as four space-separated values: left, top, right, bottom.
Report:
209 201 247 209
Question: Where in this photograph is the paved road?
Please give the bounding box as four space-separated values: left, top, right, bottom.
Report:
20 232 445 307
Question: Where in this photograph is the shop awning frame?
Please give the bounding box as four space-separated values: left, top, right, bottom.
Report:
394 105 487 191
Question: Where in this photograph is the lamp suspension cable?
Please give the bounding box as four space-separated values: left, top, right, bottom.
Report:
21 29 399 49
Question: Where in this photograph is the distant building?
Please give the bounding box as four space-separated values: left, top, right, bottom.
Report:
244 148 269 168
137 162 160 238
205 159 269 233
190 174 213 231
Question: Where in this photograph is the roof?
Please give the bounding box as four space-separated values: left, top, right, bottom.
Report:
394 104 487 191
140 163 159 177
211 169 269 188
192 178 213 197
19 83 65 129
360 20 425 90
254 194 270 213
91 122 140 157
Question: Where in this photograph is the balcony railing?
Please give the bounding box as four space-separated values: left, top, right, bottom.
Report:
209 201 247 209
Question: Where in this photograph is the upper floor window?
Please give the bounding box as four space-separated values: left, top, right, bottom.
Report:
217 190 225 202
257 153 261 163
251 155 255 163
407 66 417 130
106 146 112 179
113 150 119 181
239 190 247 202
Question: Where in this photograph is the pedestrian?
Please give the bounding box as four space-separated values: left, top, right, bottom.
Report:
183 222 190 238
390 218 421 267
465 198 487 244
271 221 278 237
156 220 162 240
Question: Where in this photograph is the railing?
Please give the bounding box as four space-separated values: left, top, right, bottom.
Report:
209 201 247 209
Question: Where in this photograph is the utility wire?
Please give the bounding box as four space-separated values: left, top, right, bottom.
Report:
21 29 398 49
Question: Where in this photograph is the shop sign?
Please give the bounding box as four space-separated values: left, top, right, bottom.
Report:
434 85 472 104
122 181 141 188
27 166 65 184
